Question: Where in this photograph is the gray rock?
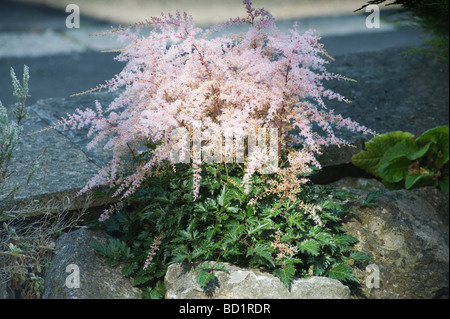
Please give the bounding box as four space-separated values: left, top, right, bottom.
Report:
331 177 387 193
165 261 350 299
0 281 10 299
42 227 141 299
0 103 116 221
341 186 449 299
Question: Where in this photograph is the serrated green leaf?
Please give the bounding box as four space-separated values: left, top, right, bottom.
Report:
273 263 295 288
253 243 275 267
133 275 154 286
122 263 138 276
333 234 358 246
212 263 229 273
149 280 166 299
298 239 320 256
314 232 334 246
195 270 216 288
349 251 373 263
195 263 213 271
328 263 357 282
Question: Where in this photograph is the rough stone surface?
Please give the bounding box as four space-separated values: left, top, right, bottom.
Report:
331 177 387 193
42 227 141 299
0 282 10 299
340 186 449 299
33 91 120 168
0 98 117 221
165 261 351 299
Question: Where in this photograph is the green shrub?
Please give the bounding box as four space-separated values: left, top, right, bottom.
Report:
352 126 449 192
0 65 30 201
91 162 372 298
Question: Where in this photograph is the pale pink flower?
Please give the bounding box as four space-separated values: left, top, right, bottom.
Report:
59 0 374 212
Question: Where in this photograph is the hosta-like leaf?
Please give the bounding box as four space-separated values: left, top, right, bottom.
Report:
378 156 411 183
404 172 435 189
352 131 414 177
380 139 431 163
439 176 449 193
416 126 449 168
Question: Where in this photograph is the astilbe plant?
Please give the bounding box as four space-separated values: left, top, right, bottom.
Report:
63 1 379 294
60 0 374 213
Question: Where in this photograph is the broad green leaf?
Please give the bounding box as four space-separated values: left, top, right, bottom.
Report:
378 156 411 183
352 131 414 177
404 172 435 189
438 176 449 193
380 140 431 163
416 126 449 168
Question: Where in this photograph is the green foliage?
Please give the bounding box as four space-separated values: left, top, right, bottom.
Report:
352 126 449 192
194 263 229 288
1 65 32 201
91 161 372 297
91 238 134 267
10 65 30 124
0 222 55 299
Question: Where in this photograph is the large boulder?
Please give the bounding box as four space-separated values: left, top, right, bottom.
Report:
338 181 449 299
165 261 350 299
42 227 141 299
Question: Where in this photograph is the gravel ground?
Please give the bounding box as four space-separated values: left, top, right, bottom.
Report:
325 47 449 136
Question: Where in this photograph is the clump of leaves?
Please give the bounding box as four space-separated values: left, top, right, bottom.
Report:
194 263 229 289
91 162 372 298
352 126 449 192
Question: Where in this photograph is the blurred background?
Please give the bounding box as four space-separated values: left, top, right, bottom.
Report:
0 0 423 107
2 0 401 26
